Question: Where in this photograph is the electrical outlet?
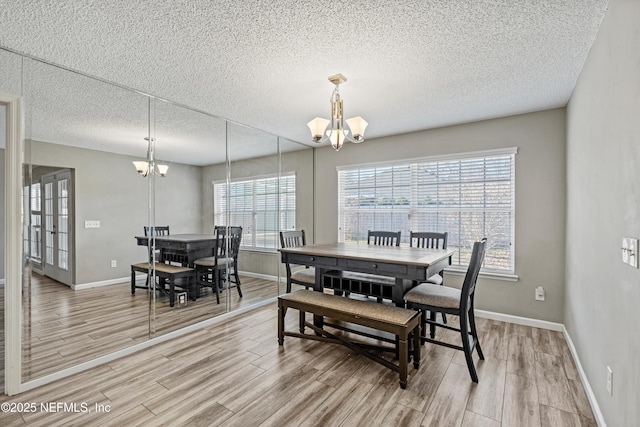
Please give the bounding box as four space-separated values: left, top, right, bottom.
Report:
535 286 545 301
628 238 638 268
607 366 613 396
110 260 117 268
622 237 639 268
177 292 187 307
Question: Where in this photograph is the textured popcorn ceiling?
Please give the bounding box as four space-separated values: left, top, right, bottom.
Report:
0 0 609 164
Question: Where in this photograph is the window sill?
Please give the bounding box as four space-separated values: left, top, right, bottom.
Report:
444 266 519 282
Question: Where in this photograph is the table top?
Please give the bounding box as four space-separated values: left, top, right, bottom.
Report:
279 242 454 267
135 233 216 243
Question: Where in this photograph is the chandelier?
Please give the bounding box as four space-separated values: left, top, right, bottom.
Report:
132 137 169 177
307 73 368 151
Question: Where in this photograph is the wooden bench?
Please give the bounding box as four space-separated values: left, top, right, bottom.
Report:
131 262 196 307
278 290 421 389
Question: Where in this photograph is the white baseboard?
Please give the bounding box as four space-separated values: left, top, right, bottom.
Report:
474 309 563 331
563 326 607 427
72 276 135 290
73 271 277 291
238 270 280 282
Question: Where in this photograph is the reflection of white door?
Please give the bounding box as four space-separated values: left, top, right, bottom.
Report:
42 170 73 285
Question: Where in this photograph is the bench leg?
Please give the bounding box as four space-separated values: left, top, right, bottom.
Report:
131 270 136 295
278 304 286 345
299 310 305 334
399 335 408 389
412 325 421 369
168 278 175 307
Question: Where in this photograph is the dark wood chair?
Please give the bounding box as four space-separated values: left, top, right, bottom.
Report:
194 226 243 304
142 225 170 287
280 230 315 293
367 230 401 246
403 238 487 382
410 231 448 285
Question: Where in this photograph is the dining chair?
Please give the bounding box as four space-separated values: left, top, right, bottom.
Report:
409 231 448 285
367 230 401 246
403 238 487 382
194 226 243 304
280 230 316 293
143 225 170 287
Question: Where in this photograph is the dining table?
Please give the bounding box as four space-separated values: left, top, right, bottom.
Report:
135 233 217 266
279 242 454 307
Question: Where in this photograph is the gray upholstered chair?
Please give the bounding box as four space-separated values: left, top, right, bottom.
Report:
194 226 243 304
403 238 487 382
280 230 316 293
367 230 401 246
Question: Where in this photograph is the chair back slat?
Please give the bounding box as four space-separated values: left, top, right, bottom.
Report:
144 225 170 236
215 226 243 260
280 230 307 248
367 230 401 246
409 231 448 249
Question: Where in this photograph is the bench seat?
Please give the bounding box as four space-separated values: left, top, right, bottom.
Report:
131 262 196 307
277 289 420 388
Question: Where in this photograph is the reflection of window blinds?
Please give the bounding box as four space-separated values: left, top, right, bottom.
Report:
337 149 516 273
214 173 296 250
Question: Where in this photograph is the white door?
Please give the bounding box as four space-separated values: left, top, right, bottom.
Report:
42 170 73 285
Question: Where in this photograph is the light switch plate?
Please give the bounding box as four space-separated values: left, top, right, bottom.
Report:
84 220 100 228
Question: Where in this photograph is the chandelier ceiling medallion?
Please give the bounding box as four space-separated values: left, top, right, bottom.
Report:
132 137 169 177
307 73 368 151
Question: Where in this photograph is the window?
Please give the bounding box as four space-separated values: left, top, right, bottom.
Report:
214 173 296 250
338 148 516 273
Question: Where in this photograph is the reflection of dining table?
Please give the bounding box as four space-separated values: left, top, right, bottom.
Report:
279 242 454 306
135 234 217 266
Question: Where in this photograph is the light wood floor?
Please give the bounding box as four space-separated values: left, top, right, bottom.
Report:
1 298 596 426
15 273 279 382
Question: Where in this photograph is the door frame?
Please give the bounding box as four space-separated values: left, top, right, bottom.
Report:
41 169 74 286
2 92 23 395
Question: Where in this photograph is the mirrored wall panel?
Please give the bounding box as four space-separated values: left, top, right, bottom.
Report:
21 57 152 381
1 47 315 388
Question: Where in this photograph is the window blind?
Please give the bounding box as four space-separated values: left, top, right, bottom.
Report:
214 173 296 250
338 150 516 273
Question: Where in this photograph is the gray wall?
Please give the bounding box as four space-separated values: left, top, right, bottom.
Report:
565 0 640 425
315 108 567 322
29 140 202 285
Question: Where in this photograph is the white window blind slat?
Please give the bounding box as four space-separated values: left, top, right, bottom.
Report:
214 173 296 250
338 152 515 273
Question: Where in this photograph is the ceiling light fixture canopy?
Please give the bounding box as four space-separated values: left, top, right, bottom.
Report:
132 137 169 177
307 73 368 151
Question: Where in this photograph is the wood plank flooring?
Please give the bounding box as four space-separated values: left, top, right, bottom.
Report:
1 296 597 426
14 273 279 381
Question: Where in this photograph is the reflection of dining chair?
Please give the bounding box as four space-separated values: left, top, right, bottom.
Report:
143 225 170 287
194 226 243 304
367 230 401 246
280 230 315 293
403 238 487 382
